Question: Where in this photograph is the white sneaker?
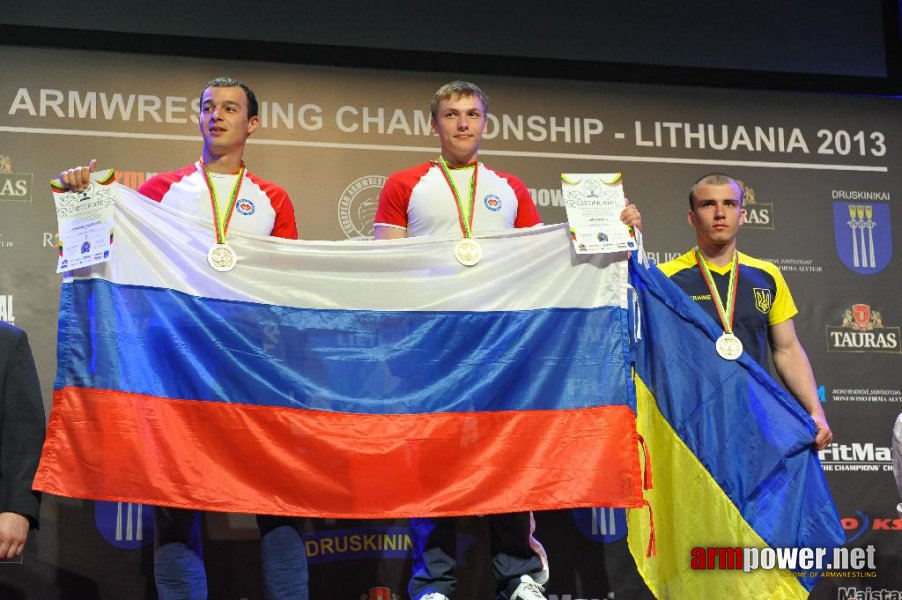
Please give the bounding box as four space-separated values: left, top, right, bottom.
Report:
420 594 450 600
509 574 546 600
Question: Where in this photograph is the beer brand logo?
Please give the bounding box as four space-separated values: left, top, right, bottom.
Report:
753 288 772 314
0 155 33 203
833 202 892 274
358 587 401 600
826 304 900 353
737 181 772 230
94 501 155 549
338 176 386 239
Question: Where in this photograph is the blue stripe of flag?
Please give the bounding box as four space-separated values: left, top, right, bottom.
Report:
57 278 631 415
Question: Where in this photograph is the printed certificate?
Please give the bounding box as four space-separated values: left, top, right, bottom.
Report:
562 173 637 254
53 169 116 273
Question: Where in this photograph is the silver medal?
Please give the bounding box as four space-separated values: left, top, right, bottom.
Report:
454 238 482 267
207 243 238 272
715 333 743 360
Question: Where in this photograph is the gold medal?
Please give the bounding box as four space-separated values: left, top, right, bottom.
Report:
207 243 237 272
454 238 482 267
715 332 743 360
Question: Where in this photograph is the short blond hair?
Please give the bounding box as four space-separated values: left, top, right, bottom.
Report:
430 81 489 118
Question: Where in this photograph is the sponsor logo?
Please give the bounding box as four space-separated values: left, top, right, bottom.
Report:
737 182 773 230
236 199 256 215
762 257 824 274
597 232 609 242
303 526 412 564
338 176 386 239
572 507 627 543
753 287 772 314
830 388 902 403
838 587 902 600
817 385 827 402
0 155 33 203
483 193 502 212
818 443 892 472
94 501 155 549
0 294 13 324
80 240 91 254
689 544 876 573
827 305 900 354
834 202 892 275
358 587 401 600
842 511 902 542
0 234 12 249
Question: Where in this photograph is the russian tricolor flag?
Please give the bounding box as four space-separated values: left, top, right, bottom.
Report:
35 183 643 518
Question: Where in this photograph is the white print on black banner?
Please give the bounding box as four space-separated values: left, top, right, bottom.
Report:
6 88 891 154
826 304 900 353
830 389 902 403
0 295 14 323
632 122 886 156
837 588 902 600
818 443 893 472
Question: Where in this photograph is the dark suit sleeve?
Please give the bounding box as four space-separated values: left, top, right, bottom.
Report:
0 329 46 528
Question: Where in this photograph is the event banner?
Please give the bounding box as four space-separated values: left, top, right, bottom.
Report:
0 44 899 599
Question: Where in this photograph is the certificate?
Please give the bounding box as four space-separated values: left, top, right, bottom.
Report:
562 173 637 254
53 169 116 273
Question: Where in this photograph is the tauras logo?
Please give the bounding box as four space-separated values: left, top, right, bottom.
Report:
826 304 900 354
737 181 773 230
0 155 33 203
357 587 400 600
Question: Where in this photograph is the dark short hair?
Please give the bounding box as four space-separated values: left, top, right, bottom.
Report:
430 80 489 119
201 76 259 118
688 173 744 209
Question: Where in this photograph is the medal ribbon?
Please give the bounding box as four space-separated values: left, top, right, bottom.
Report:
437 156 478 239
200 160 246 245
694 247 740 334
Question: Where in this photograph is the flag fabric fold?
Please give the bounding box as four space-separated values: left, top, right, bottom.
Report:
626 255 844 599
35 183 643 518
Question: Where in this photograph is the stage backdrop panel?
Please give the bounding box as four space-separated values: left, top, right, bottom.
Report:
0 44 899 599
